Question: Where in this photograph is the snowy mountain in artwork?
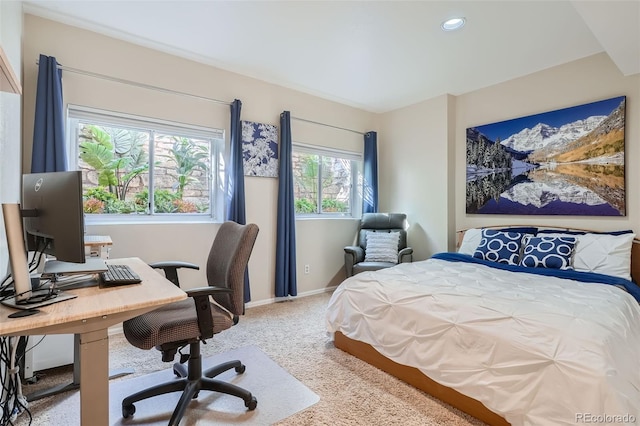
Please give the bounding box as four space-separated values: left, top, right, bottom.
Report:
500 116 605 152
501 180 608 209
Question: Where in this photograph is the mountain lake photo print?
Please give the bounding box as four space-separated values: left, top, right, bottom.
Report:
466 96 626 216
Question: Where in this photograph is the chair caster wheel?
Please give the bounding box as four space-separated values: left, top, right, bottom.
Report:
122 403 136 418
245 396 257 411
235 364 246 374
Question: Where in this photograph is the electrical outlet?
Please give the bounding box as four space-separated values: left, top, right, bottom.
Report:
304 264 310 274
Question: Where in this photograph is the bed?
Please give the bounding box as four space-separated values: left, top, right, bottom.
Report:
326 226 640 426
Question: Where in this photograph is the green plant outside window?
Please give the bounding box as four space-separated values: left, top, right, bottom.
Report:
292 149 358 215
70 109 220 218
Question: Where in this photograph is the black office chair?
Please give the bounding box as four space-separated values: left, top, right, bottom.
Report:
121 221 259 425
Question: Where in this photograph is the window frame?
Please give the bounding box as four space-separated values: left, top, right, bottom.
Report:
66 105 225 224
292 142 362 218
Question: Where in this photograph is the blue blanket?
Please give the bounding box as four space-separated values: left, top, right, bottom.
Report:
432 252 640 303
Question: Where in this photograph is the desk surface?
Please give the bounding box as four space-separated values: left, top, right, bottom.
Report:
0 257 187 336
0 257 187 426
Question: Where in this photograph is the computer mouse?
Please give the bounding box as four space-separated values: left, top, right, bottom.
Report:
8 309 40 318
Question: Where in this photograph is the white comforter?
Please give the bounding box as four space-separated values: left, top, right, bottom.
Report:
326 258 640 426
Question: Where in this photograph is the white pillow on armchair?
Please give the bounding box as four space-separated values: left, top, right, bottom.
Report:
364 231 400 263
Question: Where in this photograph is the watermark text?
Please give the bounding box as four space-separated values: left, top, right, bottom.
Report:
576 413 636 424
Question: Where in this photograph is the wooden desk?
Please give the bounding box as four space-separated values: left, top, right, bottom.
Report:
0 257 187 426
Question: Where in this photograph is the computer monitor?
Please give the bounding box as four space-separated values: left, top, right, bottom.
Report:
2 202 80 308
22 171 107 279
22 171 86 264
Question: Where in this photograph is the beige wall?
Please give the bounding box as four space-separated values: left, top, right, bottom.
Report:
22 14 373 304
379 94 456 259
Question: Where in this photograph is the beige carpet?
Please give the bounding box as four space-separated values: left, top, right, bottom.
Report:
17 291 486 425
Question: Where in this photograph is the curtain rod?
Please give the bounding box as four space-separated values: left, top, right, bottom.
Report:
291 116 365 136
36 60 232 106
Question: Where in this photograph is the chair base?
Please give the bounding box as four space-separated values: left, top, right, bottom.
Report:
122 342 257 426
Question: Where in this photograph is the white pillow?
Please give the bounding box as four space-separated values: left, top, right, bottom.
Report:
364 231 400 263
458 228 482 255
540 232 635 280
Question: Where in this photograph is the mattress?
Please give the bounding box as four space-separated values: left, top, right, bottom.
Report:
326 255 640 426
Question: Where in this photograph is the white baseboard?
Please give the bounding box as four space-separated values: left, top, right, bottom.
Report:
245 286 337 308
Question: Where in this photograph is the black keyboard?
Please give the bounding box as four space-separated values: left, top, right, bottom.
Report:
100 264 142 286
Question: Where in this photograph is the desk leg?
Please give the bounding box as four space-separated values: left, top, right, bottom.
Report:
26 334 133 402
25 335 81 401
79 329 109 426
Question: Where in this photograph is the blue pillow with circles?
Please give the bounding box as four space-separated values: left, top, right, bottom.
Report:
520 235 577 270
473 229 526 266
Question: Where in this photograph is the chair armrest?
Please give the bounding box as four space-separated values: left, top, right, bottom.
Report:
344 246 364 262
149 261 200 287
398 247 413 263
149 260 200 270
185 286 232 298
185 286 232 340
344 246 364 277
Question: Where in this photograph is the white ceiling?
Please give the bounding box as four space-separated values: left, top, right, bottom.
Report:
22 1 640 113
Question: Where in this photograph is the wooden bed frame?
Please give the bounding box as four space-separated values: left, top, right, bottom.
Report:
334 228 640 426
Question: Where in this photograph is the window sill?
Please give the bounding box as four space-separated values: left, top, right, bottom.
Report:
85 214 218 226
295 215 358 221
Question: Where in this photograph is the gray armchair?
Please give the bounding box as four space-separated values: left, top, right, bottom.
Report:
344 213 413 277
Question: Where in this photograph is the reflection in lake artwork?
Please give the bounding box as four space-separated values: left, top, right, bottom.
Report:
466 96 626 216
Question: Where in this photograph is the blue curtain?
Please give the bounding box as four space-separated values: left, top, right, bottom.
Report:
32 54 67 173
363 131 378 213
225 99 251 302
275 111 297 297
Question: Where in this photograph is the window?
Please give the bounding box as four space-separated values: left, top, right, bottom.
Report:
67 106 224 222
292 143 362 216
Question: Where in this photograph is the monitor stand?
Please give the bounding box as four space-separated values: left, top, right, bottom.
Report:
51 273 100 290
43 257 108 275
4 258 107 310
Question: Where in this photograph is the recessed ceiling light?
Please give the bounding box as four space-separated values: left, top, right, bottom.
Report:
441 17 466 32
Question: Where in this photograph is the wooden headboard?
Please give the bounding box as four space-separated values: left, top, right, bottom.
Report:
631 241 640 285
455 226 640 285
